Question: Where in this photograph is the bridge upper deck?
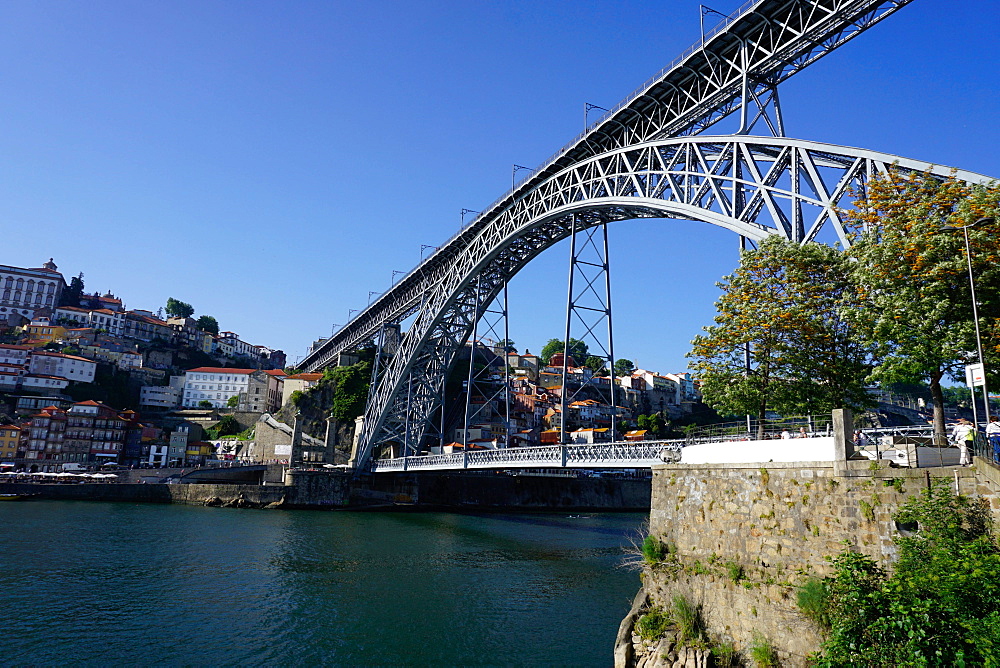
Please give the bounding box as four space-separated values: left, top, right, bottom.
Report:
302 0 912 372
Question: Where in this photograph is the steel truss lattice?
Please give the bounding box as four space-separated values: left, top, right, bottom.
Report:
334 136 993 469
304 0 915 379
559 217 618 444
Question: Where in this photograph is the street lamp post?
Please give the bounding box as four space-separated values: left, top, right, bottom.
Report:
941 217 993 428
512 164 532 191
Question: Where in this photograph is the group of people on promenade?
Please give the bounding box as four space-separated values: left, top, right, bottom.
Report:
951 415 1000 465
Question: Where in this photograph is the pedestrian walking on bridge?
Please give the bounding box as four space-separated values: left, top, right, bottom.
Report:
951 418 974 466
987 415 1000 464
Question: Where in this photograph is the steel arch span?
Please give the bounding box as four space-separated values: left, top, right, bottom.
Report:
316 136 994 469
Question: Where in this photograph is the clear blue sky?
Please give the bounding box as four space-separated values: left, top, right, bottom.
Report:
1 1 998 372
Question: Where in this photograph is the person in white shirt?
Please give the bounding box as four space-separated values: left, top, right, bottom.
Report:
987 415 1000 464
951 419 974 465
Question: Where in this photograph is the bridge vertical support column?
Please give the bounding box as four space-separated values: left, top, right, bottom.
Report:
558 213 619 443
463 276 513 451
559 215 578 445
462 276 482 452
561 444 568 468
832 408 854 477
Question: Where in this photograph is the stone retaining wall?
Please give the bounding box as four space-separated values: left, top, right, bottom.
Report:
618 459 1000 667
1 475 351 509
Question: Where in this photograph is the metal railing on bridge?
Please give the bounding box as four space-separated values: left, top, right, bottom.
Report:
370 440 685 473
368 418 991 473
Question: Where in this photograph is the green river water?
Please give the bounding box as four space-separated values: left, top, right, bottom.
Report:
1 501 644 666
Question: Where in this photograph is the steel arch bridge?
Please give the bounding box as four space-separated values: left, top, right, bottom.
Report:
316 137 993 468
300 0 996 471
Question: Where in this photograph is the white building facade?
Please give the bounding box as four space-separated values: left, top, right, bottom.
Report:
182 367 255 408
140 385 183 410
0 260 65 320
28 352 97 383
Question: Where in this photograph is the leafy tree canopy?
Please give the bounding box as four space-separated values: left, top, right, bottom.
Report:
196 315 219 335
214 414 241 437
688 235 873 436
636 413 667 436
323 362 372 423
226 395 239 408
585 356 608 375
539 338 589 366
59 273 85 307
845 172 1000 439
614 358 637 377
165 298 195 319
197 400 213 409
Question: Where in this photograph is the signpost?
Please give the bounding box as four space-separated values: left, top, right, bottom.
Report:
966 363 989 430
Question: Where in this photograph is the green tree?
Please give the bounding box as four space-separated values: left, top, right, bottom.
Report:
637 413 667 436
497 339 516 353
196 315 220 335
226 395 239 408
846 172 1000 440
197 400 213 409
165 298 195 319
585 355 607 375
324 362 372 422
59 273 85 307
614 358 636 377
813 484 1000 666
214 415 241 437
688 235 873 437
539 338 589 366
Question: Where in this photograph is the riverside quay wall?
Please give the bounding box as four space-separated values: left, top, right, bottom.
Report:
364 471 651 511
617 458 1000 667
2 470 351 509
2 470 650 511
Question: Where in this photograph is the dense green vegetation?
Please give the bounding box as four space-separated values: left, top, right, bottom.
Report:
803 484 1000 666
283 355 373 442
846 174 1000 438
196 315 219 335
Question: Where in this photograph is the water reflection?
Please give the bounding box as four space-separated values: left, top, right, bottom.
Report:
0 502 642 666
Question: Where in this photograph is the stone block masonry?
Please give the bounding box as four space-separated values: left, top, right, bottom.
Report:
617 458 1000 667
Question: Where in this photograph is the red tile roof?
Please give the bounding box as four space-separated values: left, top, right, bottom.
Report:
31 351 94 363
285 373 322 381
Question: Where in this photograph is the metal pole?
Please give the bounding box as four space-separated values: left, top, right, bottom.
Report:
741 235 752 435
560 215 579 444
403 373 413 456
463 277 482 450
737 41 748 133
601 222 618 442
503 282 511 448
962 225 991 427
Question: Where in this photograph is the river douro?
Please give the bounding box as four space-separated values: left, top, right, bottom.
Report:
2 501 643 666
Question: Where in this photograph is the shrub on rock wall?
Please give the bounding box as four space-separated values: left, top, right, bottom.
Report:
810 483 1000 666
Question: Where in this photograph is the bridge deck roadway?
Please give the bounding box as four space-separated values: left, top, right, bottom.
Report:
370 441 682 473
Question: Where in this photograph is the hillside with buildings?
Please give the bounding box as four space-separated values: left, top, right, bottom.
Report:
0 257 707 473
